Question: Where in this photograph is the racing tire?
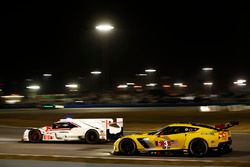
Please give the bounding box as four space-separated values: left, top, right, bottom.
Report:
85 130 99 144
188 138 208 157
28 129 42 143
119 138 137 155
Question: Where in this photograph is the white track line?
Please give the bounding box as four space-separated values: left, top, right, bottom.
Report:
0 138 20 142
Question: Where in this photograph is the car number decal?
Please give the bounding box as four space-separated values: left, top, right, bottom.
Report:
155 140 170 148
43 135 53 140
155 140 179 149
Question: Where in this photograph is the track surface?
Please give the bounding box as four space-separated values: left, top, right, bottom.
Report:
0 126 250 162
0 159 201 167
0 108 250 166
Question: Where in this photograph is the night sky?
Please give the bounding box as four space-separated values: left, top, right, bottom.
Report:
1 1 250 92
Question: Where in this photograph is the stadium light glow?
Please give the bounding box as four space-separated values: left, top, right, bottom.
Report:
1 94 24 98
43 73 52 77
90 71 102 75
126 83 135 86
136 73 147 76
26 85 40 90
173 83 183 86
203 82 213 86
180 84 188 88
233 79 247 86
117 84 128 89
65 84 78 88
96 24 114 32
145 69 156 73
162 84 171 88
173 83 188 88
5 100 21 104
202 67 213 71
133 85 142 89
146 83 157 87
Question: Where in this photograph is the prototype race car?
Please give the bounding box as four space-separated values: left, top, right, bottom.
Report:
113 121 239 157
22 118 123 144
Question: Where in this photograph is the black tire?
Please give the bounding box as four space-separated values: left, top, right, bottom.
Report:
188 138 208 157
85 130 99 144
28 129 42 143
119 138 137 155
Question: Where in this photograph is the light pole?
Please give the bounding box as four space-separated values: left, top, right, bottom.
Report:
135 73 147 87
95 23 114 91
233 79 247 95
173 82 188 94
26 84 40 98
42 73 52 94
202 67 213 80
90 71 102 94
203 82 213 95
202 67 213 95
145 68 157 85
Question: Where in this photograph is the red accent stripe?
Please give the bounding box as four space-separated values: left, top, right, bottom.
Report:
106 120 108 129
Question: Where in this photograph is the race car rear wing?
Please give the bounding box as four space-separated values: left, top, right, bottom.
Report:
106 118 123 140
215 121 239 130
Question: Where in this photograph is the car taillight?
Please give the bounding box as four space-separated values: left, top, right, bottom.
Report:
218 132 227 139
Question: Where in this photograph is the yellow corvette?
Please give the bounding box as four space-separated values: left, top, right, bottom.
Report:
113 121 239 157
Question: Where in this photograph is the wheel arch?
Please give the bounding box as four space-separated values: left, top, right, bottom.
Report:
118 137 138 155
188 137 209 148
119 137 136 144
84 129 100 137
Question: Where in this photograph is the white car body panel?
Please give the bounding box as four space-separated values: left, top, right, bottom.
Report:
22 118 123 142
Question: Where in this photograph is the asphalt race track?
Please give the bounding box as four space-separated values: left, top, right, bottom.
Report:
0 126 250 165
0 108 250 166
0 159 205 167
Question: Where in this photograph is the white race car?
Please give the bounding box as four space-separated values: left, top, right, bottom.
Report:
22 118 123 144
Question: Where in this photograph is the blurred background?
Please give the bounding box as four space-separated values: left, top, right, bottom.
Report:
1 1 250 107
1 68 250 107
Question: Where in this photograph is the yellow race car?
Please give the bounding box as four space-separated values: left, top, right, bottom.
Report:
113 121 239 157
